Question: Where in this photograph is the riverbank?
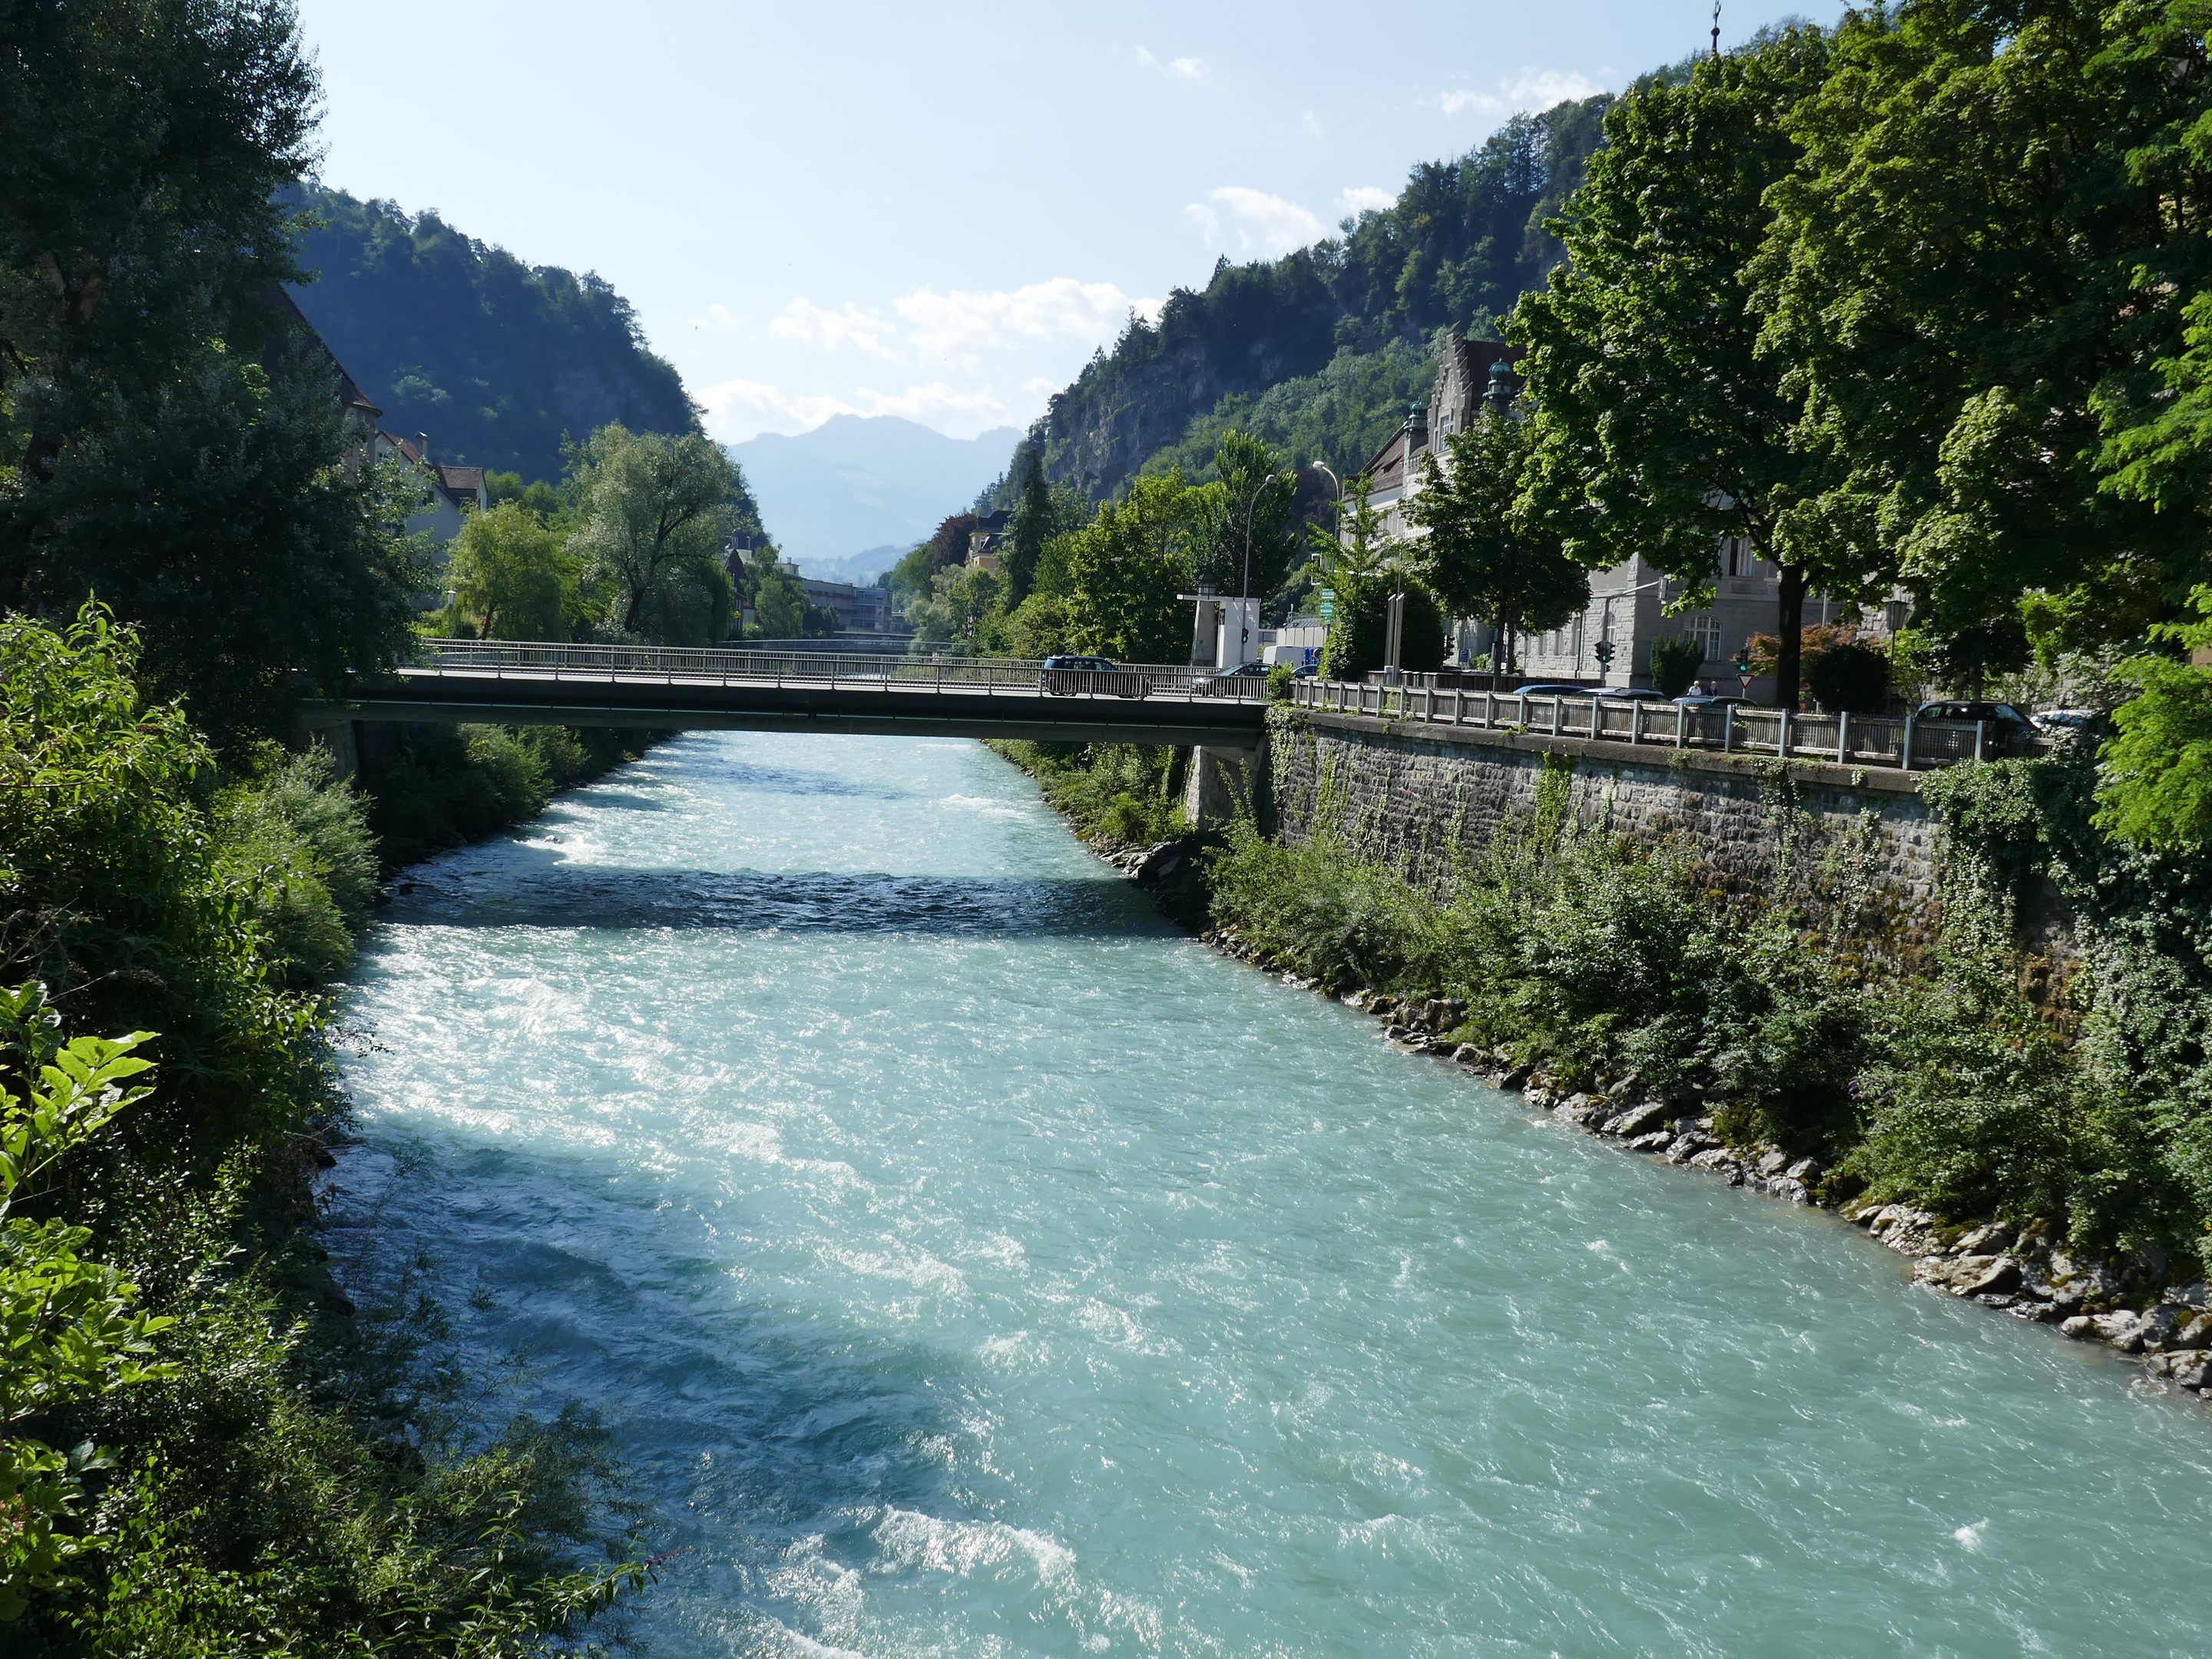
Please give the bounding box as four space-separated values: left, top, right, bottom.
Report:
1197 929 2212 1402
1004 733 2212 1407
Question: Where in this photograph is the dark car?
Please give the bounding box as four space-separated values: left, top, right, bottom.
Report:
1199 661 1272 696
1509 682 1594 697
1913 699 2036 756
1674 692 1755 707
1040 654 1118 694
1040 654 1151 699
1598 687 1675 702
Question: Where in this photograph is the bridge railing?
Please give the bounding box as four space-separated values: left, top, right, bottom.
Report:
1290 677 2012 771
408 640 1270 702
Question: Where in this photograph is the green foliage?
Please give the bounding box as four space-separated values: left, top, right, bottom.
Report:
1805 641 1891 714
288 183 703 485
1062 476 1200 663
445 499 575 641
1516 27 1840 710
1403 409 1587 651
1753 2 2212 684
1138 339 1439 494
992 743 1187 848
0 611 647 1647
1316 578 1446 680
0 1 430 751
214 747 381 987
2098 585 2212 856
566 424 740 644
1647 636 1705 697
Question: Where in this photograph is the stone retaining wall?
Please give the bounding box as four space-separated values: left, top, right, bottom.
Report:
1273 710 1948 951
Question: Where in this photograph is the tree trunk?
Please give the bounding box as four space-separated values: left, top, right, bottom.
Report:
1774 564 1807 711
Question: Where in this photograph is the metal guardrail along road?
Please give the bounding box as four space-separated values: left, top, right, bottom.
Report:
1293 677 2005 771
404 640 1267 704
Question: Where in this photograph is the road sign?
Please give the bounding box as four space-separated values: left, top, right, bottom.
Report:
1318 587 1336 621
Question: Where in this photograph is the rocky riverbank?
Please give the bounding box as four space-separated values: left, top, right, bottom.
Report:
1091 819 2212 1402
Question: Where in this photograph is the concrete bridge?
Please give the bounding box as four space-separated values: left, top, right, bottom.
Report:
303 641 1270 815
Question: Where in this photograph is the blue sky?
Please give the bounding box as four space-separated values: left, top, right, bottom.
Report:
293 1 1843 442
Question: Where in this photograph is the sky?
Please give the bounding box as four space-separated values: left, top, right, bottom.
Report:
293 1 1844 444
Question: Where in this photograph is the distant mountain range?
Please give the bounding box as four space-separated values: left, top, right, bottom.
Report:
727 416 1019 581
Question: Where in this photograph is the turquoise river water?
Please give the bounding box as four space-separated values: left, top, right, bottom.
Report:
334 730 2212 1657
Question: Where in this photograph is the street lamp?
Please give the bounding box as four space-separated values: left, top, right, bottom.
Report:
1231 467 1290 667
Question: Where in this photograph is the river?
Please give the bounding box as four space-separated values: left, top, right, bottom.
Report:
334 729 2212 1657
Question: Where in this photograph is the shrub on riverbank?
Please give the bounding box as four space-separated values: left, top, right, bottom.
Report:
1206 742 2212 1274
0 609 644 1647
362 723 654 870
992 740 1190 848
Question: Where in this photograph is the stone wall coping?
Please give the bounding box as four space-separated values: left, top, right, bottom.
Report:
1296 709 1925 797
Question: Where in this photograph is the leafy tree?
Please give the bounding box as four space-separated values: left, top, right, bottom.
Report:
1806 640 1892 714
1753 2 2212 686
1004 449 1053 604
2098 584 2212 853
566 424 739 644
1064 476 1200 662
444 499 572 641
1516 27 1846 710
1317 578 1447 679
1190 430 1298 601
0 0 427 745
743 548 814 638
1402 410 1587 674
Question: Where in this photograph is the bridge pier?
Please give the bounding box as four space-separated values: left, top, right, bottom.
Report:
1182 737 1269 830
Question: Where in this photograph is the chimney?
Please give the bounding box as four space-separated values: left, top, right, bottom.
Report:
413 432 429 465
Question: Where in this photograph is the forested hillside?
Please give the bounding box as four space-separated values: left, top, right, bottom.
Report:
288 183 699 482
985 94 1612 508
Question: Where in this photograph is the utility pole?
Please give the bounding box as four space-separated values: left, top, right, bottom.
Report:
1711 2 1721 59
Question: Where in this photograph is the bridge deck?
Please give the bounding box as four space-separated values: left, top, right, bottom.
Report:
308 644 1270 749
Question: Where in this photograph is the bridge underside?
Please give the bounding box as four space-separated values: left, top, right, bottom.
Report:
303 674 1266 751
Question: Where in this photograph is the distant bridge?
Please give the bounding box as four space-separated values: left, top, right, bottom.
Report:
305 641 1270 749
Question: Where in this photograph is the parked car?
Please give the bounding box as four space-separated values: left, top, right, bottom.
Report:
1040 654 1124 695
2032 707 2099 735
1199 661 1272 695
1674 693 1755 707
1509 682 1594 697
1913 698 2037 755
1598 687 1675 701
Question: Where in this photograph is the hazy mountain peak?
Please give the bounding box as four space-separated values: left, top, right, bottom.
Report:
727 417 1018 581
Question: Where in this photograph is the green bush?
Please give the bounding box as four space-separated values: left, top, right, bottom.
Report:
1317 577 1447 680
0 610 646 1648
994 742 1189 848
1806 641 1891 714
1647 636 1705 697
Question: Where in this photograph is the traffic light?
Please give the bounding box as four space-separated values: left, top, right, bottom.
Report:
1593 637 1616 669
1732 646 1753 677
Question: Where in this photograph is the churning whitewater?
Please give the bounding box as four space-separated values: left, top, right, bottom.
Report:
333 730 2212 1657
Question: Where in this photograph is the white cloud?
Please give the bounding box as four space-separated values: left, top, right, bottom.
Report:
1184 187 1326 258
893 277 1146 369
1135 45 1210 85
767 297 901 359
691 303 744 333
758 278 1151 375
1335 185 1397 218
1439 67 1611 120
697 376 1011 442
1300 109 1326 139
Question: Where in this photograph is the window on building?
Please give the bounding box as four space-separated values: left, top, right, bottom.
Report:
1680 611 1720 664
